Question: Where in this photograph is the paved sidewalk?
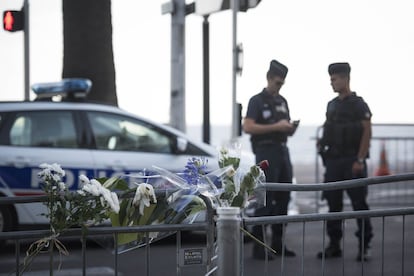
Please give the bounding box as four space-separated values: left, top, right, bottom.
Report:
0 212 412 276
242 210 414 276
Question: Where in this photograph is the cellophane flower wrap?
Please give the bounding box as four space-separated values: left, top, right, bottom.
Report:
25 144 267 260
216 143 267 208
107 144 266 253
108 169 208 253
107 157 227 253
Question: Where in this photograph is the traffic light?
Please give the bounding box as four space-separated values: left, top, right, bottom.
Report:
3 10 24 32
240 0 261 12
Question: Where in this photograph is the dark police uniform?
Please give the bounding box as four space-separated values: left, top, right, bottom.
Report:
320 92 373 248
246 88 293 250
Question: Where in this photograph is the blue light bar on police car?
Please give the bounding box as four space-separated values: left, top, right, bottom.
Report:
31 78 92 100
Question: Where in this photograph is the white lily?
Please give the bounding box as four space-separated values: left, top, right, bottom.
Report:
133 183 157 216
110 191 120 213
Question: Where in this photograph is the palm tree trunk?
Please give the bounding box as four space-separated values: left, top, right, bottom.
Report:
62 0 118 106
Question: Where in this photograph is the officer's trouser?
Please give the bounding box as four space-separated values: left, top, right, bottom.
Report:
252 143 293 249
323 156 373 246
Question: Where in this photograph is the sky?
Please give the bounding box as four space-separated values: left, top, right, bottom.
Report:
1 0 414 135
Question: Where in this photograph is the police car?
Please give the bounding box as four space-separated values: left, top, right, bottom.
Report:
0 79 253 241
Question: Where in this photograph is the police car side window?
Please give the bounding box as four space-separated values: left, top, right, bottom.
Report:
9 116 32 146
9 111 77 148
87 112 172 153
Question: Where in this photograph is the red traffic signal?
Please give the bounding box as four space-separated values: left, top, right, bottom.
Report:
3 10 24 32
240 0 262 12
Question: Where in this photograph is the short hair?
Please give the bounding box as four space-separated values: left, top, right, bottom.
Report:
328 62 351 76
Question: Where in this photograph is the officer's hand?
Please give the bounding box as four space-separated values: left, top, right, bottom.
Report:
316 138 321 147
275 119 294 133
352 161 364 175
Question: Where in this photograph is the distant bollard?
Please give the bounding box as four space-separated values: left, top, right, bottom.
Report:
216 207 241 276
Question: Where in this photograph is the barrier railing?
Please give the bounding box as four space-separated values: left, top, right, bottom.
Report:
2 173 414 275
222 173 414 276
0 192 216 276
242 207 414 276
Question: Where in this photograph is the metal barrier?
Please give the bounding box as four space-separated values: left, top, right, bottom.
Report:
315 123 414 207
231 173 414 276
2 174 414 276
0 193 217 276
242 207 414 276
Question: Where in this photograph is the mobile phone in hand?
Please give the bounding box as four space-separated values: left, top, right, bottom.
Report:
292 120 300 128
290 120 300 135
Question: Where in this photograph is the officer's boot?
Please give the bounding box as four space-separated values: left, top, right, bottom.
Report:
356 237 372 262
317 240 342 259
270 223 296 257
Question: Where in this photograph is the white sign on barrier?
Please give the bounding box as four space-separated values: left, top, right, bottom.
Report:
179 248 207 266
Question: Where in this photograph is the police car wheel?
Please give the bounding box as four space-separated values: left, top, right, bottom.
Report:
0 205 13 233
0 205 14 247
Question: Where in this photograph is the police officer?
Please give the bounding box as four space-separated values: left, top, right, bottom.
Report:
318 62 373 261
243 59 297 259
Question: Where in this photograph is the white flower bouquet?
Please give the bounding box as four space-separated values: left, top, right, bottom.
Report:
107 171 207 253
21 146 267 270
22 163 121 273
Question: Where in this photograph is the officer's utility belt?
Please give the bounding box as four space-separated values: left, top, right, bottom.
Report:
255 140 286 147
325 147 358 158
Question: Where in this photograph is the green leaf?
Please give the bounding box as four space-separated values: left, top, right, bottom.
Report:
110 210 143 245
109 212 140 245
118 199 130 225
231 195 244 207
98 176 129 191
249 165 260 177
146 199 169 223
185 197 206 216
137 204 156 226
101 176 120 189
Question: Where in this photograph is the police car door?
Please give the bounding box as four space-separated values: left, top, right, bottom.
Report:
86 111 197 181
0 110 95 224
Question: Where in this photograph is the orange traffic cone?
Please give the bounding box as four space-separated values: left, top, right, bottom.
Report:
375 142 391 176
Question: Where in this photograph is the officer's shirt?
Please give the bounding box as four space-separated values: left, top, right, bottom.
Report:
323 92 372 154
326 92 372 122
246 89 290 143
